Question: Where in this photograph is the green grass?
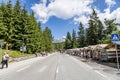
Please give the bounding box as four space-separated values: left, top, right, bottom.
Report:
0 49 32 58
0 49 33 65
8 50 29 57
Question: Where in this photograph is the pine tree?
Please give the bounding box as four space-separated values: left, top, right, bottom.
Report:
3 0 14 50
97 20 104 43
0 3 7 42
87 20 97 45
104 19 117 35
43 27 53 52
77 22 86 47
101 19 117 43
86 9 103 45
30 13 43 53
72 29 77 48
11 0 22 50
65 32 72 49
15 4 32 53
0 0 54 53
36 22 43 52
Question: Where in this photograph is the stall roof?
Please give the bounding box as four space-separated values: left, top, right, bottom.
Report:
88 45 96 49
96 44 108 49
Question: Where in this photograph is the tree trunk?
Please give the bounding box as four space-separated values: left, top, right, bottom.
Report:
5 42 8 50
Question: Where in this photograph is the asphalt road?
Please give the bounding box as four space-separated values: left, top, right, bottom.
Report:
0 53 112 80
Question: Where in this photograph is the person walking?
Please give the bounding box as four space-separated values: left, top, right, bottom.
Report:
1 52 9 69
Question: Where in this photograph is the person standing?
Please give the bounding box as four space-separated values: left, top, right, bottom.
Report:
1 52 9 69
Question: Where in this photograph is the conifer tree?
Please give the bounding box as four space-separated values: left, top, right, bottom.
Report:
11 0 22 50
0 4 7 41
86 9 104 45
104 19 117 35
77 22 86 47
43 27 53 52
0 0 54 53
65 32 72 49
72 29 77 48
3 0 14 50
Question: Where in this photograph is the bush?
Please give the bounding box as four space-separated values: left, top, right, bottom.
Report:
8 50 29 58
0 49 32 58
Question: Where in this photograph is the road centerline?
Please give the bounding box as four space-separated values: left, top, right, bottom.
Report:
56 66 59 73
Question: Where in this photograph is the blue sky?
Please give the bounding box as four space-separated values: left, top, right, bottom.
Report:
1 0 120 40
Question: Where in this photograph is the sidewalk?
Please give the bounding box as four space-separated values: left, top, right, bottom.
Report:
73 56 120 80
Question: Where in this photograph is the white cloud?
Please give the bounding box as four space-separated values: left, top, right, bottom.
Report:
31 0 93 24
96 0 120 28
110 8 120 29
74 15 89 25
31 1 49 23
31 0 120 27
53 36 66 43
105 0 116 8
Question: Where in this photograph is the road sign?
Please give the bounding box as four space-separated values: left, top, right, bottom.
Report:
0 42 4 47
111 34 119 41
20 46 23 51
23 46 26 52
20 46 26 52
111 34 120 71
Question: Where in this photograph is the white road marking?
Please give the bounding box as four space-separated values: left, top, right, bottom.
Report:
70 56 109 79
56 66 59 73
38 66 47 72
95 70 107 78
71 57 92 70
16 65 30 72
66 54 69 56
56 57 61 74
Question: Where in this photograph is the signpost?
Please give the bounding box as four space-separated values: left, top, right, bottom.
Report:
20 46 26 53
111 34 120 71
20 46 23 52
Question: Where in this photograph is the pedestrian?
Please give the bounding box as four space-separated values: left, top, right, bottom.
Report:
1 52 9 69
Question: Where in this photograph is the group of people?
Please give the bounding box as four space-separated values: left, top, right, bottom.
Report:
1 52 9 69
41 51 47 56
